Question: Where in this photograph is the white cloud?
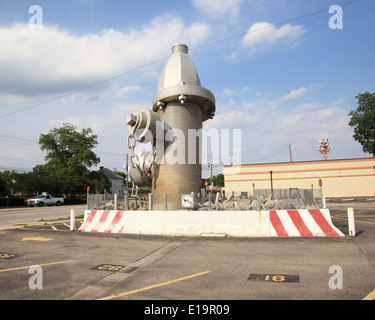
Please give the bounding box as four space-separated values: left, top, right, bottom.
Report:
48 103 144 132
222 88 236 96
0 15 213 171
183 22 212 43
115 85 141 97
280 87 307 101
0 17 211 102
204 94 360 164
239 22 306 56
192 0 242 18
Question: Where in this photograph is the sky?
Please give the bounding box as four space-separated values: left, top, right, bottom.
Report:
0 0 374 178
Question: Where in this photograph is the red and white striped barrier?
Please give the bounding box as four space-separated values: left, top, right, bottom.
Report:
80 210 126 233
79 208 343 237
269 209 343 237
300 198 319 208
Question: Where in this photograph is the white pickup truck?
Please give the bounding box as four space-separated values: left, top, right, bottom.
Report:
27 194 64 207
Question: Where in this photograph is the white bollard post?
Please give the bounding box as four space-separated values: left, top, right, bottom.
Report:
70 209 75 231
347 207 355 237
148 193 153 211
114 194 118 210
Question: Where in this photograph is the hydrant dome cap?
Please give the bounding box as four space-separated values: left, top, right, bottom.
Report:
158 44 201 90
153 43 215 122
172 43 188 54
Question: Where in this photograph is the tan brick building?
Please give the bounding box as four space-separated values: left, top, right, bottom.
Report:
224 158 375 198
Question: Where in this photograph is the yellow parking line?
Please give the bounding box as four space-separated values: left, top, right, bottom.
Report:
332 214 375 218
331 213 347 217
50 225 57 230
363 289 375 300
332 216 375 225
98 270 212 300
0 207 36 212
0 260 75 273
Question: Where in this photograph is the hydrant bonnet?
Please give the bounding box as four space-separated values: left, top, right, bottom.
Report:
152 43 215 122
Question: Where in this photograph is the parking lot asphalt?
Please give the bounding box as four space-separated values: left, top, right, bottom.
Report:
0 200 374 303
0 204 86 228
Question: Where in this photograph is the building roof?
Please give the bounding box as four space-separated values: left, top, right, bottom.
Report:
223 157 375 168
99 167 124 180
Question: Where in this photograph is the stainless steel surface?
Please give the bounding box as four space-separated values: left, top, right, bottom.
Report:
152 101 202 210
128 151 154 187
152 43 215 122
126 43 216 210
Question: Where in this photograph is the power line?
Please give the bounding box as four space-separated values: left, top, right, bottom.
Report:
242 145 290 164
0 0 361 120
190 0 360 52
0 166 34 173
0 133 125 156
0 137 39 147
0 56 169 119
0 133 38 144
0 156 37 163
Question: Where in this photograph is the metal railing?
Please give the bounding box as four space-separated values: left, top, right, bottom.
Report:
250 188 324 209
87 188 324 211
87 193 149 210
87 193 115 210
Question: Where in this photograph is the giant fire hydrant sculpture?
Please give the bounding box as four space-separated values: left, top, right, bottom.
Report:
126 43 216 210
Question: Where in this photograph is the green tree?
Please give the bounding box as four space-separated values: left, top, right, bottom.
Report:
206 174 224 187
0 170 38 197
0 170 16 195
37 123 101 195
348 91 375 156
0 173 7 196
12 173 35 197
87 171 111 194
213 173 224 187
39 123 100 176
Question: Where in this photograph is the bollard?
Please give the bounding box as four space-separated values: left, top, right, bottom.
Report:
114 194 118 210
149 193 153 211
70 209 75 231
215 192 220 204
322 196 326 209
164 193 168 211
347 207 355 237
124 194 128 210
209 192 212 211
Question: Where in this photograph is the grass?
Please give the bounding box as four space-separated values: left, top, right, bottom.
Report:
37 215 84 223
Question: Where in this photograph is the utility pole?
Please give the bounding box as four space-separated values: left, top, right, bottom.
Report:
125 153 129 195
289 144 293 162
270 170 273 200
210 150 213 186
210 150 213 208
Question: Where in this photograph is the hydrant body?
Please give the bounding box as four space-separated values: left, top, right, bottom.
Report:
127 43 215 210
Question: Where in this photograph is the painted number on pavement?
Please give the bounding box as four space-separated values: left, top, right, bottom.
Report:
0 252 18 260
247 273 299 283
92 264 125 272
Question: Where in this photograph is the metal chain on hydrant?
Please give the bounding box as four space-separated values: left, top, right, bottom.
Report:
127 133 156 180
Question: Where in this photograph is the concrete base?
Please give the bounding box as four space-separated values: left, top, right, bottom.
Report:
79 209 344 237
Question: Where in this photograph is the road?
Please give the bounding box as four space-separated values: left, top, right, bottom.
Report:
0 200 374 304
0 205 87 227
1 228 374 302
329 200 375 265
